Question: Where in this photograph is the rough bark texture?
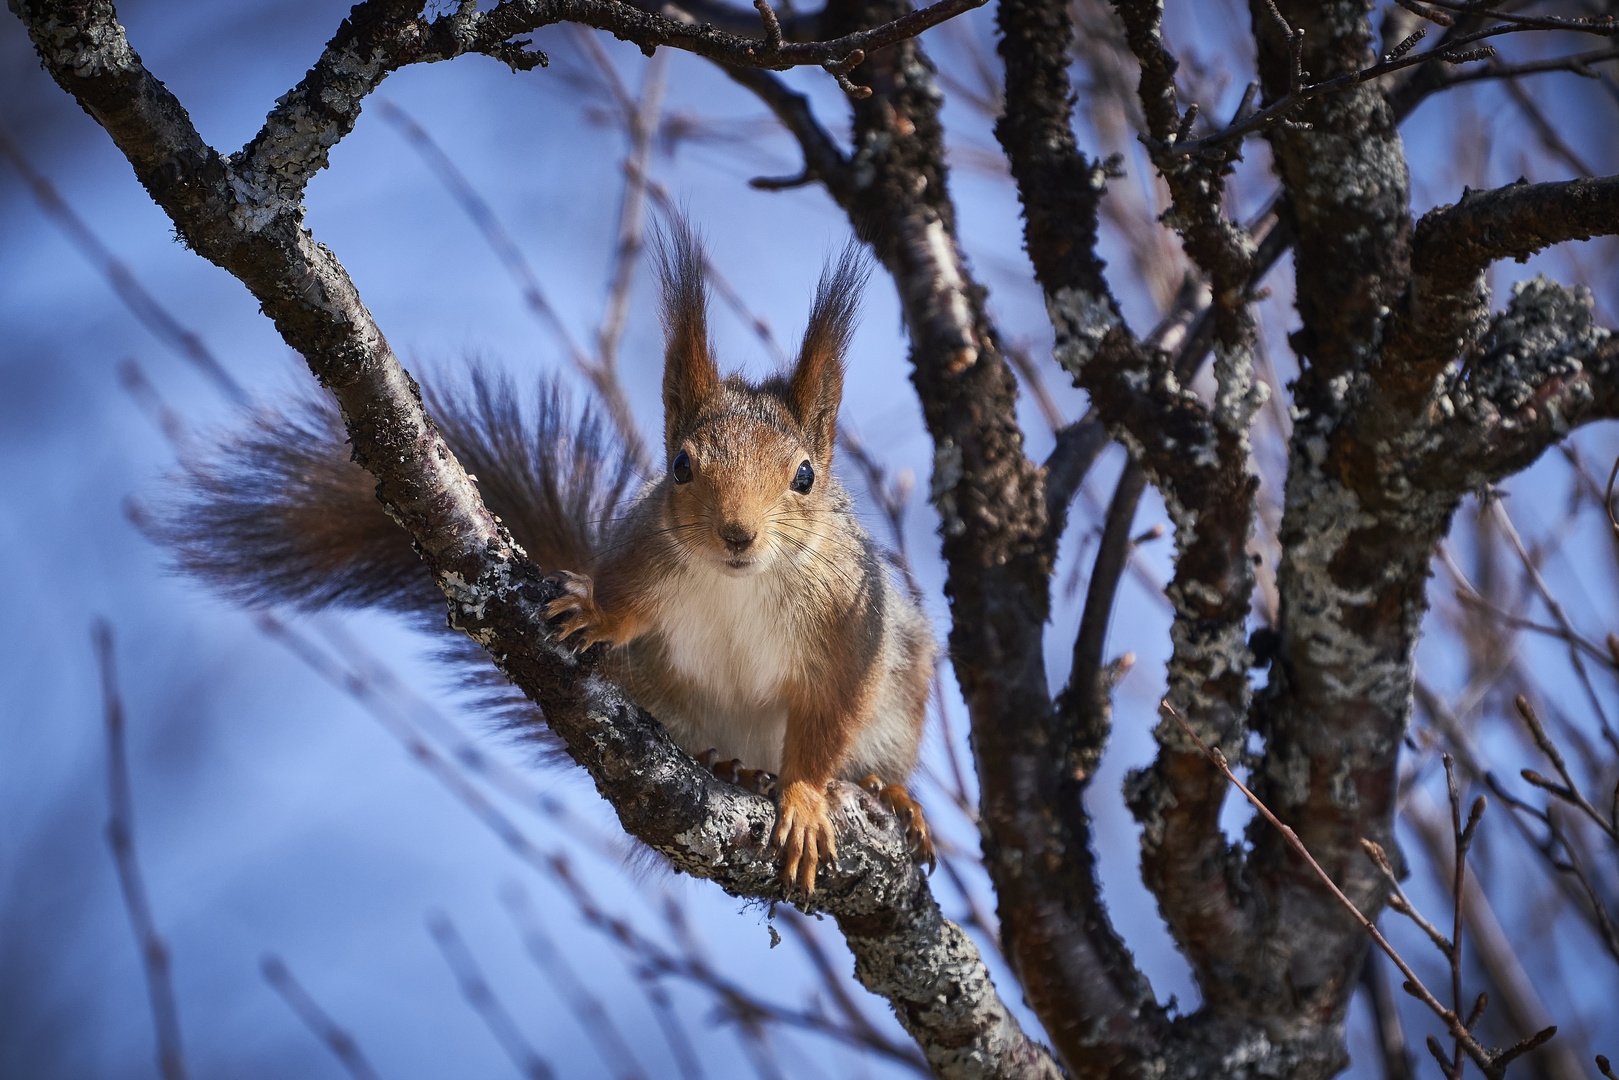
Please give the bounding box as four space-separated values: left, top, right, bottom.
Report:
18 0 1619 1076
8 2 1056 1076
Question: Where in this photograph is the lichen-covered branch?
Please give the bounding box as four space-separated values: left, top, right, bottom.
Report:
733 0 1168 1070
9 3 1052 1076
1380 174 1619 409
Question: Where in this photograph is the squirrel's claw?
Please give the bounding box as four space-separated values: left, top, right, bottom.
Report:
543 570 611 651
773 780 837 893
861 775 935 872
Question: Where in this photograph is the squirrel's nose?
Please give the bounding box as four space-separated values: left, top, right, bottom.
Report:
719 522 756 554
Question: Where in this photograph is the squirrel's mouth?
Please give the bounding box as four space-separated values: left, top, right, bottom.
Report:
722 557 758 572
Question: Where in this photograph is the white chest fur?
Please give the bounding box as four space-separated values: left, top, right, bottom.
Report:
652 561 799 711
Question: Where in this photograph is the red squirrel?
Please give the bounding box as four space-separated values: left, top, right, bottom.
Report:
162 225 935 891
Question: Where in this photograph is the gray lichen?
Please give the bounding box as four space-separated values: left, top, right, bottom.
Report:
1047 286 1122 381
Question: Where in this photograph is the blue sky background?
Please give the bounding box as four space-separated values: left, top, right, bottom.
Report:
3 1 1617 1077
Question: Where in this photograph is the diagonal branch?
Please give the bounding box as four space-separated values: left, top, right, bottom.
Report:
11 4 1043 1077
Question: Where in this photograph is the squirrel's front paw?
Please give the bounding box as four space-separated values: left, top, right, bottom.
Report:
773 780 837 893
543 570 615 650
861 775 935 872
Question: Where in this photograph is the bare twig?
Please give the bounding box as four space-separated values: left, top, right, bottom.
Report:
1167 10 1618 159
539 854 931 1074
375 99 594 372
0 123 244 403
1512 695 1618 841
1492 500 1619 755
500 883 649 1080
428 912 556 1080
92 620 189 1080
1405 791 1589 1080
1161 700 1546 1079
1360 838 1454 959
262 956 385 1080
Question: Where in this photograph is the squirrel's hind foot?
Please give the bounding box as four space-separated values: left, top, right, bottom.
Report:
861 775 935 872
696 749 779 797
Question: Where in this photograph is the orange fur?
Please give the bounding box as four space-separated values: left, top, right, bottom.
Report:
550 226 932 891
161 223 934 893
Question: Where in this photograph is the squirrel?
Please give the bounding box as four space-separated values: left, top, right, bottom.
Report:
160 224 936 892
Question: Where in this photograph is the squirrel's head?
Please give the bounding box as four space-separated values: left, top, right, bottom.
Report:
655 225 866 575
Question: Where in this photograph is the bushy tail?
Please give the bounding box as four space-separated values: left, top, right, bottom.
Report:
157 366 640 629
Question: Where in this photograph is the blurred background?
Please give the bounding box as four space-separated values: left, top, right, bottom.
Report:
2 1 1616 1077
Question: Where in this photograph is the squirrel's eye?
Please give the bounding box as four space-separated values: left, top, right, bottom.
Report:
791 460 814 494
672 451 693 484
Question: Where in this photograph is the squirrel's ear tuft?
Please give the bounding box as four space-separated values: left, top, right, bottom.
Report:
789 242 867 461
656 219 719 444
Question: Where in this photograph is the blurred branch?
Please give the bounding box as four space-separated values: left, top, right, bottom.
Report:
374 99 595 371
631 970 707 1080
590 45 667 470
1360 951 1416 1080
261 955 386 1080
500 883 650 1080
0 123 245 403
1501 79 1598 179
92 620 189 1080
1492 501 1619 755
536 853 933 1074
722 66 855 201
428 912 557 1080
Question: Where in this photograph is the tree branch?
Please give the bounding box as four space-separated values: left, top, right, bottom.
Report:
1378 174 1619 409
727 0 1168 1069
11 4 1045 1076
1416 174 1619 288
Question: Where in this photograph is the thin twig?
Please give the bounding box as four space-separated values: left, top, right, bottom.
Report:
429 912 556 1080
256 612 622 854
375 99 594 372
1492 499 1619 754
541 854 930 1073
92 620 189 1080
500 883 650 1080
1166 13 1617 158
1161 700 1519 1077
0 123 244 403
1511 695 1617 841
262 955 385 1080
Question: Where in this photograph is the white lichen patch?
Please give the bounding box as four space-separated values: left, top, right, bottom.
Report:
1277 471 1410 717
439 569 487 621
1213 341 1270 436
43 13 139 78
1047 286 1121 382
930 440 966 537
